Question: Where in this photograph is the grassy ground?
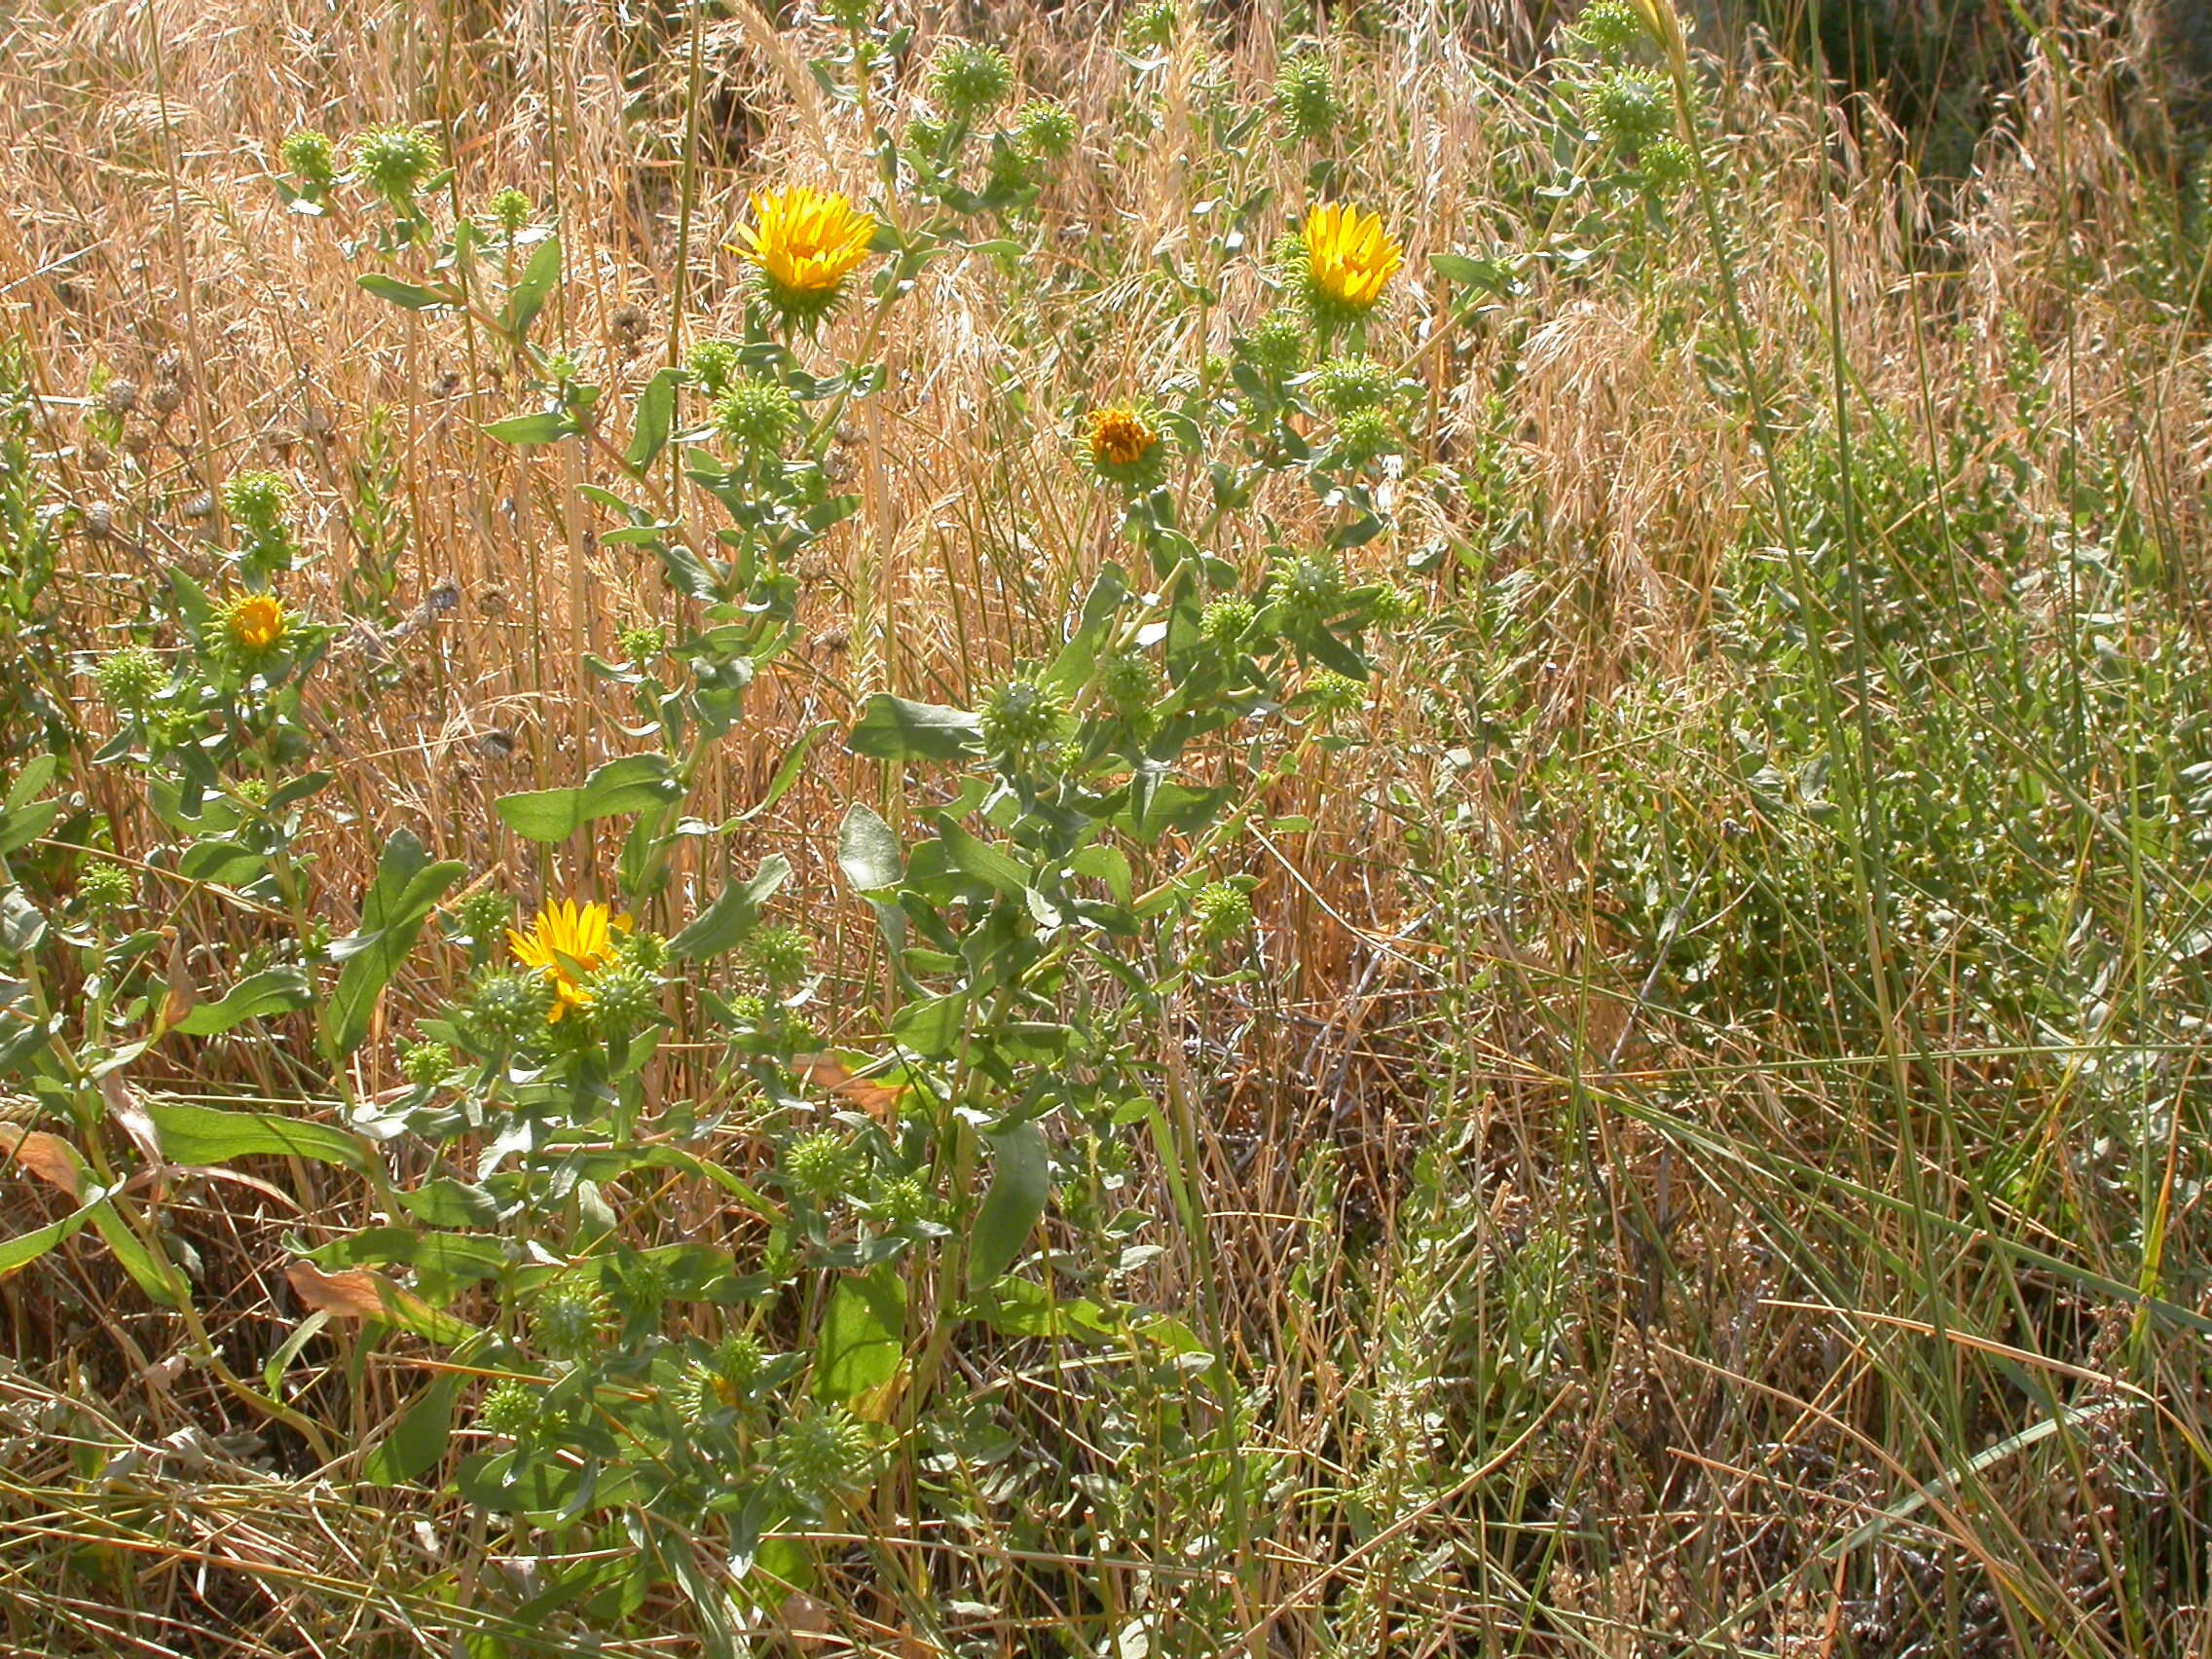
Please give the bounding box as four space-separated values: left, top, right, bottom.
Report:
4 0 2212 1653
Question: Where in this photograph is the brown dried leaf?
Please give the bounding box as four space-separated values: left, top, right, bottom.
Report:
792 1051 904 1118
98 1073 163 1167
157 932 198 1034
1 1127 85 1198
285 1262 399 1321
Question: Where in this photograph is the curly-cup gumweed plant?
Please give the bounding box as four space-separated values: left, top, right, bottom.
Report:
0 7 1513 1641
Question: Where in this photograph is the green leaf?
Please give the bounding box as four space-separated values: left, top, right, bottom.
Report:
481 410 577 447
90 1201 189 1307
4 755 57 812
968 1120 1049 1289
0 754 60 855
0 1197 105 1276
397 1178 502 1229
364 1369 466 1487
356 273 461 311
262 1310 330 1396
846 695 983 762
816 1264 905 1411
669 856 791 961
172 967 312 1036
624 366 682 469
1429 251 1494 285
937 819 1028 897
308 1227 507 1288
498 234 562 341
323 829 466 1059
146 1101 371 1173
891 989 967 1057
0 887 46 956
1068 844 1133 905
966 1274 1119 1343
0 799 59 857
837 803 903 893
495 755 682 842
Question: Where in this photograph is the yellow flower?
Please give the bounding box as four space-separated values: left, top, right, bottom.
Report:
226 594 288 653
508 899 624 1023
1084 407 1166 490
1301 203 1403 318
729 186 876 320
1088 409 1157 469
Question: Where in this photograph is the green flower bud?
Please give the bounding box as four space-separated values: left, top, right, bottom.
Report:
617 625 665 666
531 1277 608 1362
1309 355 1392 416
907 113 950 155
350 125 440 201
1585 69 1673 152
476 1379 538 1439
279 129 336 186
488 187 533 235
1199 596 1257 647
1191 880 1253 942
746 925 811 991
1336 405 1393 464
450 889 513 949
781 1129 855 1199
713 377 800 454
1270 548 1346 623
724 991 771 1031
1243 309 1308 381
1570 0 1647 58
94 645 163 709
1274 53 1341 143
466 968 555 1049
1639 135 1693 195
711 1331 768 1395
1095 649 1161 718
1306 668 1367 716
686 339 742 394
399 1038 453 1088
772 1407 873 1499
607 1254 673 1323
978 678 1067 755
1367 582 1420 626
930 42 1015 120
872 1172 936 1225
1016 100 1078 160
79 864 133 916
582 962 661 1039
222 471 291 534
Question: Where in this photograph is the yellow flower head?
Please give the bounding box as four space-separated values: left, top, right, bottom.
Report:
226 594 288 654
730 186 876 322
508 899 624 1023
1300 203 1403 320
1084 407 1167 490
1088 409 1157 469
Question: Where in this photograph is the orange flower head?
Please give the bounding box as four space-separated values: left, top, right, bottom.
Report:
1088 408 1158 470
